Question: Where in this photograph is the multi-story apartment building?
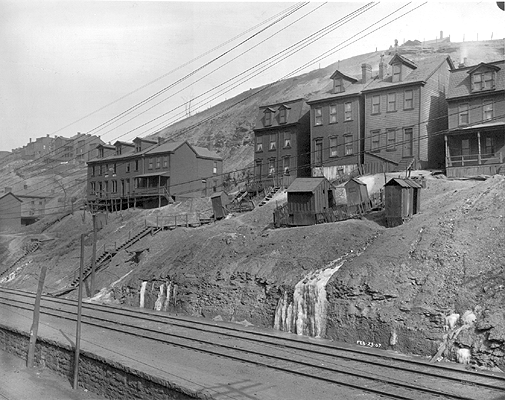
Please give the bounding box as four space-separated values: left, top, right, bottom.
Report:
362 54 454 172
87 137 223 209
307 64 372 180
445 59 505 177
253 98 311 188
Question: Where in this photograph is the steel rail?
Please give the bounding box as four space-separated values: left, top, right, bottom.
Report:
1 290 503 399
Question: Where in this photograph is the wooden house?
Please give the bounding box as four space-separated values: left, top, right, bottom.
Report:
344 178 371 212
0 192 22 231
87 138 223 210
384 178 422 227
307 64 372 180
286 177 332 226
253 98 311 190
362 54 454 173
445 60 505 178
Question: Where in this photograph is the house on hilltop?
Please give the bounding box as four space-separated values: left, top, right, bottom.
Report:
253 98 311 189
444 59 505 177
361 54 454 172
87 138 223 210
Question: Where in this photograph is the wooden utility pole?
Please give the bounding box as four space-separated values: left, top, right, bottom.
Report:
26 265 47 368
89 213 97 297
73 234 85 390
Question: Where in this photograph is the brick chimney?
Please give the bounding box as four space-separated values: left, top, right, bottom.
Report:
378 54 385 79
361 63 372 83
157 137 164 145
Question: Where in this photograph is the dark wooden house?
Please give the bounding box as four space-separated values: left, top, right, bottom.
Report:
286 177 332 226
384 178 422 227
344 177 371 212
445 60 505 178
0 192 22 231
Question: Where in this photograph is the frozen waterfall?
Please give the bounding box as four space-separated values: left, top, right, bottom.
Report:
274 258 344 338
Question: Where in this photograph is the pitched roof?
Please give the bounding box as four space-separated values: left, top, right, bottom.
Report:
192 145 221 160
362 56 453 93
389 53 418 70
385 178 422 188
447 59 505 100
287 177 327 193
145 141 185 155
329 70 358 83
0 192 22 203
254 98 308 130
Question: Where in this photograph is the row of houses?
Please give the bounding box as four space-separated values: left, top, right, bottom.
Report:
86 137 223 209
253 55 504 184
11 132 104 163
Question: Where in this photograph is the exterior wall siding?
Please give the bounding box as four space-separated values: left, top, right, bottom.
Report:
0 195 21 231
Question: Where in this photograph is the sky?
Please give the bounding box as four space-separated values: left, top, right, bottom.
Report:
0 1 504 152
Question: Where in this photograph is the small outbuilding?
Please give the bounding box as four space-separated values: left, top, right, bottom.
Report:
286 177 332 226
344 178 371 213
384 178 422 227
0 192 22 231
210 191 230 220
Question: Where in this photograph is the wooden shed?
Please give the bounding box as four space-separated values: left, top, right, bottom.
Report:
344 178 371 213
384 178 422 227
210 191 230 220
287 177 331 226
0 192 22 231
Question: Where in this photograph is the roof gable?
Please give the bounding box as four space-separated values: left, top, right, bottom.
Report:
329 70 358 83
0 192 22 203
467 62 501 75
389 53 417 70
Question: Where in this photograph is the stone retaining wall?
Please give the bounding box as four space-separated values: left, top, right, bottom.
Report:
0 324 203 400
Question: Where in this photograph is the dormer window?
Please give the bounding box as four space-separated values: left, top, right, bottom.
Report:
392 64 401 82
333 78 343 93
116 147 122 156
135 143 141 152
98 148 104 158
279 108 287 124
472 71 495 91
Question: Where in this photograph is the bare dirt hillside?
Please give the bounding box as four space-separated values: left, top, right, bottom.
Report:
2 173 504 371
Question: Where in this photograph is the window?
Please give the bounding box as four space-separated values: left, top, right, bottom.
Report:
283 132 291 148
484 137 495 155
334 78 343 93
135 143 141 152
372 95 380 114
314 107 322 126
343 102 351 121
282 156 290 175
314 140 323 165
156 157 161 168
126 163 130 173
404 90 413 109
371 130 380 152
255 159 262 178
403 128 413 157
256 137 263 152
148 158 153 169
112 180 118 193
461 139 470 156
213 161 217 174
104 164 109 176
104 181 109 194
98 165 103 176
163 156 168 168
99 148 104 158
268 159 276 176
483 100 493 121
330 137 338 157
386 129 396 150
344 135 353 155
135 160 139 171
472 71 494 91
113 163 117 174
387 93 396 112
392 64 401 82
90 182 96 194
329 105 338 124
279 108 287 124
459 103 469 125
269 134 276 150
116 147 122 156
91 166 95 177
264 110 272 126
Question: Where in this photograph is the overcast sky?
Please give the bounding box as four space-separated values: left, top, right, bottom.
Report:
1 1 504 152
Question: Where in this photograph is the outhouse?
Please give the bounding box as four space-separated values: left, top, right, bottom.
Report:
286 177 332 226
344 178 371 213
384 178 422 227
210 191 230 220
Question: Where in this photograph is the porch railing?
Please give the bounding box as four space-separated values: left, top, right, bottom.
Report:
446 151 502 167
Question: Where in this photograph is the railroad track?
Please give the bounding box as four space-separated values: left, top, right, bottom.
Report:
1 288 504 400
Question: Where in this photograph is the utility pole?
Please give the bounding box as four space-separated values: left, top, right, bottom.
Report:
26 265 47 368
89 213 97 297
73 234 85 390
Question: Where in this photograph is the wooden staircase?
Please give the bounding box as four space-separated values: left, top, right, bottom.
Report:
258 187 281 207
